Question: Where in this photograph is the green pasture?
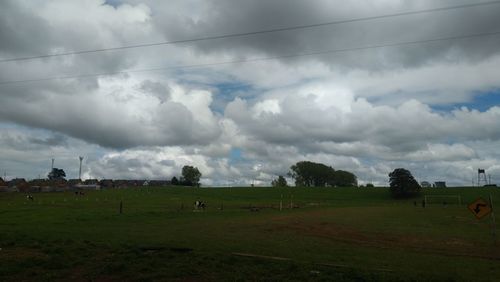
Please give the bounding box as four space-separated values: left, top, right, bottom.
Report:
0 187 499 281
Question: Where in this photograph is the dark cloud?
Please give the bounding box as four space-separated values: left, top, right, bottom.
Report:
0 128 68 150
0 1 53 58
148 0 500 70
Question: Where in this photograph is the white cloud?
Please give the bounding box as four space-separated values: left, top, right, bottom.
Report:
0 76 222 148
89 146 212 180
346 55 500 105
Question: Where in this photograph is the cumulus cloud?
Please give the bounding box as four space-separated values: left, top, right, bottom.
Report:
0 77 222 148
0 125 102 180
145 0 500 69
225 89 500 151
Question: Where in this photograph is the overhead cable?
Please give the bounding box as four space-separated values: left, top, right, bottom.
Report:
0 1 499 63
1 30 499 86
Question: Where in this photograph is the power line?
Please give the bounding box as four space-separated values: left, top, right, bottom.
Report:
1 29 499 86
1 1 499 63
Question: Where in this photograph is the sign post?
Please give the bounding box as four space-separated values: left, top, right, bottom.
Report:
468 198 492 219
468 196 496 244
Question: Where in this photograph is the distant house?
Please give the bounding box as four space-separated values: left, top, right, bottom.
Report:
29 178 67 192
99 179 114 189
420 181 432 188
75 184 100 190
147 180 171 187
28 178 48 192
8 178 29 192
129 180 143 187
50 178 67 186
0 177 7 192
434 181 447 188
127 180 142 187
111 180 145 188
50 179 68 192
113 180 129 189
83 179 99 185
67 179 82 188
73 179 100 190
29 178 49 186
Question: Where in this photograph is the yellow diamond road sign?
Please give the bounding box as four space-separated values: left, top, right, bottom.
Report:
468 198 492 219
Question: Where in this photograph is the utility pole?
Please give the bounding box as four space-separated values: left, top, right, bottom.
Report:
51 158 55 170
79 156 84 180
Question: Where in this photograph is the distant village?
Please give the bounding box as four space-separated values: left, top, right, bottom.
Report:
0 162 202 192
1 164 496 192
0 177 171 193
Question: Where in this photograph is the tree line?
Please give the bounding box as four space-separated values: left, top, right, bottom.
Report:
47 161 423 199
272 161 357 187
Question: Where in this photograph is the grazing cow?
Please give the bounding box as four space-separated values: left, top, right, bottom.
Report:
194 200 206 210
26 195 34 201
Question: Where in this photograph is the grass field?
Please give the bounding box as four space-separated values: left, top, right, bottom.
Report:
0 187 499 281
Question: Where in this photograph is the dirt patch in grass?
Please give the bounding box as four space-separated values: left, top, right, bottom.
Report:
266 212 499 260
0 247 48 260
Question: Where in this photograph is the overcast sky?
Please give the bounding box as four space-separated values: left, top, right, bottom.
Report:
1 0 500 186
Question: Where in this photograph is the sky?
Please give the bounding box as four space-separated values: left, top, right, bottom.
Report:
1 0 500 186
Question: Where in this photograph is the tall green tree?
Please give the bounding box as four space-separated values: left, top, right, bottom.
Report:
48 168 66 180
171 176 179 185
271 175 288 187
289 161 357 187
289 161 332 187
289 161 315 186
181 165 201 186
331 170 357 187
389 168 421 198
